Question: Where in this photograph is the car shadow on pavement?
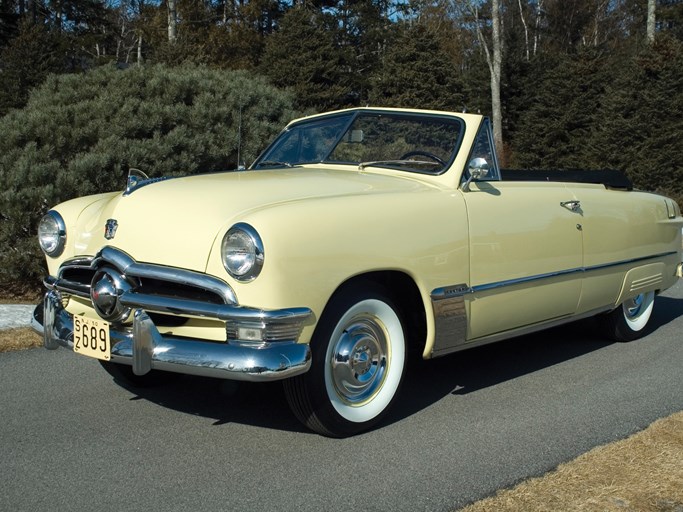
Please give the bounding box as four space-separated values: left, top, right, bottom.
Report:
383 294 683 428
108 295 683 435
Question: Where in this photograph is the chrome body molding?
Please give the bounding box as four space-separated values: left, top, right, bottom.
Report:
34 290 312 382
429 251 678 356
430 284 470 354
432 305 614 358
471 251 679 294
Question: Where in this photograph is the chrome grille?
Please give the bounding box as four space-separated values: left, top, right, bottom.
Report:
45 246 312 344
51 247 236 315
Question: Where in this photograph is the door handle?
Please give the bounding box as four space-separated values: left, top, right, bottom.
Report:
560 200 581 212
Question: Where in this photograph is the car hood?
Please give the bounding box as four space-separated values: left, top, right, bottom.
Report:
79 167 433 272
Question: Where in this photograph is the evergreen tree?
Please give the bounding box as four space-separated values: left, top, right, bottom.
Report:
593 36 683 204
370 22 465 111
0 21 69 116
509 49 614 169
259 5 354 111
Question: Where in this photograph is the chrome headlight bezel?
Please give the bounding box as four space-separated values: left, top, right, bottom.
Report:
38 211 67 258
221 223 264 282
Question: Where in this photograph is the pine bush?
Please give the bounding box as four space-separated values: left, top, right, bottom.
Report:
0 63 296 294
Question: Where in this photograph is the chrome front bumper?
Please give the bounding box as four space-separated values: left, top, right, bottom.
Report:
34 290 312 382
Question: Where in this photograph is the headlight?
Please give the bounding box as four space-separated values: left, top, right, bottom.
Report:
221 223 264 281
38 211 66 257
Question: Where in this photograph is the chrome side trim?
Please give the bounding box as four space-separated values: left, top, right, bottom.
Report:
430 284 470 353
431 305 614 358
472 251 679 294
38 291 312 382
429 251 678 354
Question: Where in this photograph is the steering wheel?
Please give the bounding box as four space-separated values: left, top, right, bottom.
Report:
399 150 446 166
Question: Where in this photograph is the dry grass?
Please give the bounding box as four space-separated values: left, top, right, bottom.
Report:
0 290 42 303
0 328 42 353
460 412 683 512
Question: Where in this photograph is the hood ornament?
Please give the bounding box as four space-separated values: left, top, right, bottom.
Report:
104 219 118 240
123 168 173 196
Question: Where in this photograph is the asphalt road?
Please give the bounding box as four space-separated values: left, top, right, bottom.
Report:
1 281 682 512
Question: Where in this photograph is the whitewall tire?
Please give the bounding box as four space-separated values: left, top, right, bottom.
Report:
601 291 656 342
284 284 406 437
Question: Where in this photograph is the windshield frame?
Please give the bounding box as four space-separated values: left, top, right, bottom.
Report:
251 109 466 176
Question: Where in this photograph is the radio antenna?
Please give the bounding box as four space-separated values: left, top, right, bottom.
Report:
237 105 244 170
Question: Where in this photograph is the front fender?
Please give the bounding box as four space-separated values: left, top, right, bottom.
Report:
205 188 470 351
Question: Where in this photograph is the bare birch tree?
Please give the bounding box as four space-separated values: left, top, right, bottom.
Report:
517 0 530 60
647 0 656 43
168 0 178 43
470 0 503 158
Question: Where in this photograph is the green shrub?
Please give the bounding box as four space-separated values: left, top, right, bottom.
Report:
0 63 296 294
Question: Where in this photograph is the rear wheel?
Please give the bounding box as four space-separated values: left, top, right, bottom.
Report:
284 284 406 437
99 360 179 388
601 291 656 342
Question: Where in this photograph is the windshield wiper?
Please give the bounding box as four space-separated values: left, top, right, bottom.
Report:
357 160 442 171
256 160 294 168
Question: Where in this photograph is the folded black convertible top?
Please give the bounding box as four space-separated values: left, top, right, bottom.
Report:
500 169 633 190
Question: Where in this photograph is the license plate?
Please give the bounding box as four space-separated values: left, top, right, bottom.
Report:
73 315 111 361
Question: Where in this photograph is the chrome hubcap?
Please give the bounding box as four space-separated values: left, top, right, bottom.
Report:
330 316 389 405
624 293 644 319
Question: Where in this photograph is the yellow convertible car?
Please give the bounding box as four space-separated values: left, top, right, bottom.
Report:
33 107 683 437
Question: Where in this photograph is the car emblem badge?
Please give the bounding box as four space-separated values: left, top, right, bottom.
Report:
104 219 118 240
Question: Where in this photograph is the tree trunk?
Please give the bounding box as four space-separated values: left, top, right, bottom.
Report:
491 0 503 159
533 0 543 56
647 0 656 44
168 0 178 43
472 0 504 161
517 0 530 61
137 34 143 65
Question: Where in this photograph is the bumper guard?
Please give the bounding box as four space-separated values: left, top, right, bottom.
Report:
33 290 312 382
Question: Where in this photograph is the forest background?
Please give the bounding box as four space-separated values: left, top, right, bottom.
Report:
0 0 682 292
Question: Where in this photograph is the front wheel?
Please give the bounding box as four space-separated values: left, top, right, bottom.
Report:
284 284 406 437
600 291 656 342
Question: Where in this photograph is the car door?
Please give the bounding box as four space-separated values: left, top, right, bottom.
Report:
464 181 584 339
461 120 583 340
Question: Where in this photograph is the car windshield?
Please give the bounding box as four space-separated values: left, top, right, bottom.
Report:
253 111 464 174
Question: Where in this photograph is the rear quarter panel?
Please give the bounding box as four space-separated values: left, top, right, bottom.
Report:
569 184 682 313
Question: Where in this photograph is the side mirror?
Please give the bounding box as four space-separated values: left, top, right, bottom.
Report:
463 158 490 192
